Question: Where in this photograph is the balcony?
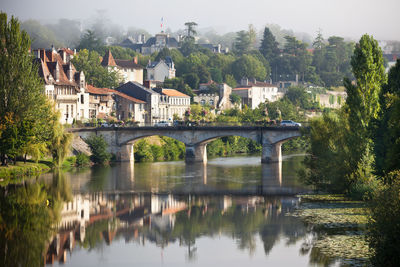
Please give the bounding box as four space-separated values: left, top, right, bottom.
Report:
55 94 79 101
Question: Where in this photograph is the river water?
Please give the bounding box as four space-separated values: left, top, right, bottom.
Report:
1 155 337 267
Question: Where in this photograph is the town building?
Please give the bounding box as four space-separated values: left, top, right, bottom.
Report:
232 78 279 109
115 81 160 124
34 48 90 124
87 85 115 119
113 90 147 123
141 32 179 55
153 88 190 121
195 82 235 110
199 43 229 54
146 56 176 82
101 50 143 84
194 94 219 107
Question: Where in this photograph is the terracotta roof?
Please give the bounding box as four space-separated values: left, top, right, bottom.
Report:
160 89 190 97
101 49 117 67
115 59 142 69
199 80 216 86
87 84 146 103
232 87 251 91
87 85 112 95
248 81 276 87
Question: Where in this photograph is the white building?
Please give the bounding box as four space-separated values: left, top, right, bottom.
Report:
35 48 90 124
154 88 190 121
146 56 176 82
232 78 279 109
101 50 144 84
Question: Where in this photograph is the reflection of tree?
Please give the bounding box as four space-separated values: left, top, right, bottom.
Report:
87 166 111 192
0 182 61 266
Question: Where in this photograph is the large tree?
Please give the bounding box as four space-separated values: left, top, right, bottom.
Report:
259 27 280 63
72 49 120 88
233 31 251 55
0 13 54 164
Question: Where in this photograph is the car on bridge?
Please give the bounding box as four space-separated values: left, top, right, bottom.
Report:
280 120 301 127
154 121 172 127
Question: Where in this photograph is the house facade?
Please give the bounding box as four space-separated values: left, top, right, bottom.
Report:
141 32 179 55
87 85 115 119
35 48 90 124
115 81 160 124
113 91 146 123
153 88 190 121
146 56 176 82
101 50 143 84
232 78 279 109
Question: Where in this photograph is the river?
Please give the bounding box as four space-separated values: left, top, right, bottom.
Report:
1 155 339 267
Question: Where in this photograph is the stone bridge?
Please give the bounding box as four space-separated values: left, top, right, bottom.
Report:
69 126 303 164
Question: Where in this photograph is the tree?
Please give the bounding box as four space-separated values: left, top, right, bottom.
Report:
85 134 111 165
0 13 59 165
233 31 251 55
76 30 104 53
21 19 63 49
231 54 267 81
374 59 400 177
259 27 280 63
72 49 120 88
248 24 257 49
184 22 198 39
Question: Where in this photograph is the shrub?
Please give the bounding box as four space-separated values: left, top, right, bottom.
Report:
368 171 400 266
75 153 90 167
85 135 111 165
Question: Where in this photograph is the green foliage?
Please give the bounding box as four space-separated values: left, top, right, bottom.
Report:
72 49 120 88
233 30 251 55
373 59 400 177
231 54 267 81
133 137 185 162
76 30 104 54
75 153 90 167
21 19 63 49
368 171 400 267
0 13 65 167
230 93 241 104
259 27 280 63
85 135 111 165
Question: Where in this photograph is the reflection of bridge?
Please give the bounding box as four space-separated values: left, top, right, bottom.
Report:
70 126 302 163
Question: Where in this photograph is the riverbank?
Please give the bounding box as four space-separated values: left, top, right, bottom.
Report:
289 194 371 266
0 161 51 185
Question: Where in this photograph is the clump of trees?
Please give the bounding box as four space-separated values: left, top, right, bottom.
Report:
0 12 72 168
85 135 111 165
300 34 400 265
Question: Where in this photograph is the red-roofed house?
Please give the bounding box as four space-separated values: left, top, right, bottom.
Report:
232 78 279 109
101 50 143 84
87 85 115 119
34 47 90 124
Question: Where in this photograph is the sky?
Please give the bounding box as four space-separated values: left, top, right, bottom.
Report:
2 0 400 41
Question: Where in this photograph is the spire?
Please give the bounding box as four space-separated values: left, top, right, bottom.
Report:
101 49 117 67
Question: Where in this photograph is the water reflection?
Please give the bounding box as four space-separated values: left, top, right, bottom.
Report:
2 156 342 267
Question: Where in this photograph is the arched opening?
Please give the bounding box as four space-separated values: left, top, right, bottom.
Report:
123 135 186 163
202 135 261 158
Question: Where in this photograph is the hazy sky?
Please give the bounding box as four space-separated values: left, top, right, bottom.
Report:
2 0 400 40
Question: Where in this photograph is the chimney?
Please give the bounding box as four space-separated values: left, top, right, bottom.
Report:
67 62 73 81
54 63 60 82
143 80 150 89
74 49 76 55
251 78 256 84
62 50 67 63
241 77 248 86
295 74 299 83
134 56 138 64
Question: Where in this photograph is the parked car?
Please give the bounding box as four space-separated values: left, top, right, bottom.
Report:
280 120 301 127
154 121 171 127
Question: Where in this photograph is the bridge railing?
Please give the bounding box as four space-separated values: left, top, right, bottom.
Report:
71 121 309 129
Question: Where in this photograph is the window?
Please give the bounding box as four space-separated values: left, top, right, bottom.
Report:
81 94 84 104
209 99 214 105
200 99 205 105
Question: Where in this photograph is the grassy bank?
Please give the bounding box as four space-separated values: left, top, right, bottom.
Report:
0 161 52 185
289 194 371 266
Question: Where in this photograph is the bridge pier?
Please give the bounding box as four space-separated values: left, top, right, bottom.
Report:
116 143 134 162
185 143 207 164
261 142 282 163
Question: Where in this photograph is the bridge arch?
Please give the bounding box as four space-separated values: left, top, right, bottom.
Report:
70 126 302 164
